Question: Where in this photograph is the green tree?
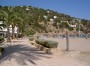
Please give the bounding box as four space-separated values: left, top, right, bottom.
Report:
0 6 14 42
11 12 23 39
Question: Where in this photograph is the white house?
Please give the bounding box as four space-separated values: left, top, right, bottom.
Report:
69 25 76 28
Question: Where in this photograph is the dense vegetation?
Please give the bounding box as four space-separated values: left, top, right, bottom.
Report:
0 6 90 40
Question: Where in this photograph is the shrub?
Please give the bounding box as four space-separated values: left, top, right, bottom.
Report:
35 39 58 48
0 36 4 42
29 35 34 37
29 35 34 41
35 39 45 45
29 37 34 41
0 47 4 54
18 33 23 38
68 27 73 31
44 41 58 48
35 39 39 44
36 36 39 39
25 29 36 36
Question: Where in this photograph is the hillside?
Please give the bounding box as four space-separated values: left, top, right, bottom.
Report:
0 6 90 36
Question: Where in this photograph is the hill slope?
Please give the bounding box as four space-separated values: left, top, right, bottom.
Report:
0 6 90 35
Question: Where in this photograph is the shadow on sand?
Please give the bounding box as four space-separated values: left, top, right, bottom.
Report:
0 44 52 65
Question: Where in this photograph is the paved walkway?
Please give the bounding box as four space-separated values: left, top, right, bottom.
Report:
0 37 89 66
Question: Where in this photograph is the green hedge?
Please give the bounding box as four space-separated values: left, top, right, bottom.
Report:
0 36 4 42
35 39 58 48
44 41 58 48
0 47 4 54
35 39 46 45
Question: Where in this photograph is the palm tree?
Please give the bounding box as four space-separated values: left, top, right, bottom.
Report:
14 16 24 39
10 12 23 39
0 6 14 42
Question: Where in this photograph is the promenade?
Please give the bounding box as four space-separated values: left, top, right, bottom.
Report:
0 37 89 66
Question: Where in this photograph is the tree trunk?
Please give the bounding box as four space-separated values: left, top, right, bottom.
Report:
7 26 11 42
16 27 19 39
12 25 15 39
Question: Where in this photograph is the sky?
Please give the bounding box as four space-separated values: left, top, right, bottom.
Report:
0 0 90 20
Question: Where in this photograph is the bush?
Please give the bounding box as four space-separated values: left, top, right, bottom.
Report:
18 33 23 38
35 39 46 45
29 37 34 41
29 35 34 41
68 27 73 31
25 28 36 36
44 41 58 48
35 39 58 48
0 47 4 54
36 36 39 39
0 36 4 42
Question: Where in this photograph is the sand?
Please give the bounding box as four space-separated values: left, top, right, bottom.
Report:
42 37 90 52
0 37 90 66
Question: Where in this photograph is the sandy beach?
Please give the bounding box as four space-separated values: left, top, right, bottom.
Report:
42 37 90 52
41 36 90 65
0 37 90 66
